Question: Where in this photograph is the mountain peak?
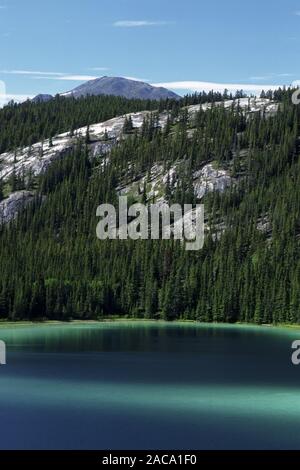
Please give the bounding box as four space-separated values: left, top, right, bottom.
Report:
62 76 180 101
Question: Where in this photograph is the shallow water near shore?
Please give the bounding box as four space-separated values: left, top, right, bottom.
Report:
0 321 300 449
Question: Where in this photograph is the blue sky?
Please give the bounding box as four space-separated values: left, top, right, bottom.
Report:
0 0 300 101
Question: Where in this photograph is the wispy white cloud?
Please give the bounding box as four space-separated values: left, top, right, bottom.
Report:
152 80 281 95
7 93 34 101
0 70 98 81
0 93 34 105
36 75 98 81
59 75 98 81
249 76 269 81
0 78 33 106
277 73 294 77
294 10 300 15
1 70 67 76
1 69 151 82
114 20 173 28
250 73 293 81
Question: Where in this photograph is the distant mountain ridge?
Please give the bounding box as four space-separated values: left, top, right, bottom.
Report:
32 94 53 103
32 76 180 103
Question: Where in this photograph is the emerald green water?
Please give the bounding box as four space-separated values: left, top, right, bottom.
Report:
0 321 300 449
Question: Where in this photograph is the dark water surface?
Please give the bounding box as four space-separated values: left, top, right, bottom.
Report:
0 321 300 449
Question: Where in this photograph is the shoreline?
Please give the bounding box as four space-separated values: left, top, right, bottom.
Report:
0 318 300 331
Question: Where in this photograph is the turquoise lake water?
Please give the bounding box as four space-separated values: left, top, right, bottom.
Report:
0 321 300 449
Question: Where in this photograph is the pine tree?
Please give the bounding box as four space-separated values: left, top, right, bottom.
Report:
123 115 134 134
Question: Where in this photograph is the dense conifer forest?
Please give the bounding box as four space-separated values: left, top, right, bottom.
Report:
0 94 163 154
0 88 299 323
0 89 250 153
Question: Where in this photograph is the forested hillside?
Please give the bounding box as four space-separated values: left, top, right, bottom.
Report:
0 89 249 154
0 89 299 323
0 94 165 154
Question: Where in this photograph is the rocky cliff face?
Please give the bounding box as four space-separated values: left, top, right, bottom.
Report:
118 161 233 203
0 191 35 224
193 164 232 199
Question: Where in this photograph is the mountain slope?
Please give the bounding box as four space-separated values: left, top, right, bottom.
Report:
32 94 53 103
61 76 180 100
0 94 162 155
0 97 277 185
